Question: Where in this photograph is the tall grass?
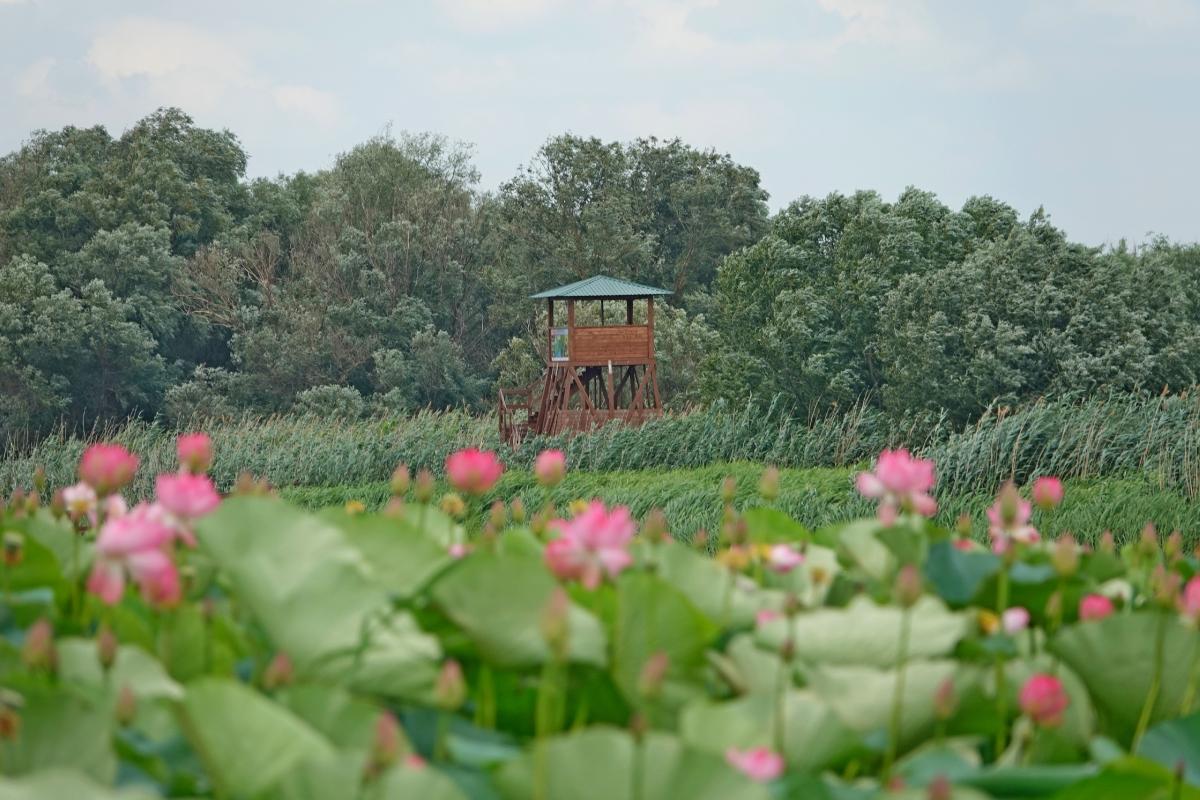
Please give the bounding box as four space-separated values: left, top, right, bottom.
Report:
4 393 1200 500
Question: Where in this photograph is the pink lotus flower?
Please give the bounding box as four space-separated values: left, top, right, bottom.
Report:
856 449 937 519
62 482 97 522
766 544 804 573
1180 576 1200 624
534 449 567 487
987 484 1039 552
1031 477 1064 511
86 503 182 607
448 542 471 559
445 448 503 495
79 444 139 495
544 501 635 590
1002 607 1030 634
1019 673 1068 727
156 473 220 520
177 432 214 474
1079 593 1115 622
725 747 784 782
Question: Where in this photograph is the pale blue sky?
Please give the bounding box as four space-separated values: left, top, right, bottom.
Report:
2 0 1198 244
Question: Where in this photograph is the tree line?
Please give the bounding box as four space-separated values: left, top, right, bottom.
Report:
2 107 1198 443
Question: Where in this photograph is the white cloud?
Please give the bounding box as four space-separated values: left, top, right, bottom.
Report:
437 0 558 31
1076 0 1198 28
272 84 340 126
14 56 54 97
87 18 250 110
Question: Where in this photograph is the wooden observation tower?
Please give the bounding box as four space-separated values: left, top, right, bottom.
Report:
498 275 672 447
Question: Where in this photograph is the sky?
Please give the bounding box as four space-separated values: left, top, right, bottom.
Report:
2 0 1199 245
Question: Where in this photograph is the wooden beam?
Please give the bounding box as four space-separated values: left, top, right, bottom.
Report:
647 297 655 362
626 298 634 325
546 299 554 365
567 300 575 365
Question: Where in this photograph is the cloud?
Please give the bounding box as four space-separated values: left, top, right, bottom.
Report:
436 0 558 31
88 18 250 110
272 85 340 126
14 57 55 97
1076 0 1198 28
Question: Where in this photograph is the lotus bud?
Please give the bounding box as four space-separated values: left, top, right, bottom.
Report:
779 637 796 663
1181 577 1200 626
366 711 402 777
383 497 405 517
783 592 801 618
434 660 466 711
1031 477 1063 511
997 482 1021 528
115 685 137 727
0 704 19 741
8 488 25 516
32 466 47 494
344 500 366 515
1165 531 1183 563
928 775 952 800
3 531 23 567
22 618 56 673
720 476 737 505
1151 564 1182 609
531 507 551 538
176 433 214 474
568 498 587 517
263 652 294 690
489 501 507 531
731 516 748 547
629 711 648 740
414 469 435 504
955 514 972 538
439 492 465 520
758 466 780 502
1019 673 1068 727
48 489 66 519
510 497 526 524
1044 590 1063 621
933 677 957 721
977 609 1000 635
1139 523 1159 558
642 508 669 544
894 565 922 609
96 624 118 671
390 464 411 497
637 651 670 700
23 491 39 514
534 450 566 488
1099 530 1115 555
539 587 570 661
810 565 830 587
1052 534 1079 578
692 529 709 551
78 443 139 496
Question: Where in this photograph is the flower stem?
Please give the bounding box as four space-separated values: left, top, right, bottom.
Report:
475 665 496 729
1180 645 1200 716
773 654 788 754
882 607 912 781
994 567 1010 757
1133 610 1168 751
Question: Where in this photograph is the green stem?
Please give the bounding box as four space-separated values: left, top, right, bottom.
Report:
882 608 912 781
434 711 450 762
1133 611 1168 751
994 568 1011 758
720 568 734 628
773 643 790 754
632 733 645 800
475 665 496 729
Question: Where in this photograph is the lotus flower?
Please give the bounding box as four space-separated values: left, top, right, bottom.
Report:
86 503 181 607
987 483 1039 552
856 449 937 519
445 448 503 495
766 544 804 573
1002 606 1030 634
1180 576 1200 625
1031 477 1064 510
1019 673 1068 727
544 501 635 590
176 432 214 474
156 473 220 520
534 449 567 487
1079 593 1115 622
61 482 97 522
725 747 784 782
79 444 139 495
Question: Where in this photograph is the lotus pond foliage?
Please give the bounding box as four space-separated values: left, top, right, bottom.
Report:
2 441 1200 797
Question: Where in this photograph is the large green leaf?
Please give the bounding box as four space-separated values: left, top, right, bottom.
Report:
56 637 182 703
0 769 157 800
0 684 116 783
179 678 334 798
430 550 607 667
321 510 453 599
650 540 761 627
835 520 894 581
807 660 983 752
614 572 718 712
196 497 441 699
372 765 469 799
756 596 969 667
742 507 810 544
492 727 771 800
924 541 1000 607
1049 757 1200 800
680 690 862 772
275 684 388 753
1051 613 1200 742
1137 712 1200 787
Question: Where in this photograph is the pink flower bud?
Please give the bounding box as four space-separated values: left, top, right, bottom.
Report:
176 433 213 474
1031 477 1063 511
22 618 56 673
96 624 118 671
1002 606 1030 635
1079 593 1115 622
758 466 780 502
414 469 435 503
725 747 784 783
540 586 571 660
115 684 137 726
720 476 737 505
933 677 957 720
766 544 804 574
434 659 466 710
894 564 923 608
637 651 670 700
534 449 566 487
445 448 503 495
79 444 139 495
390 464 411 496
263 652 294 690
755 609 781 627
1180 576 1200 625
366 711 402 777
1019 673 1068 727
